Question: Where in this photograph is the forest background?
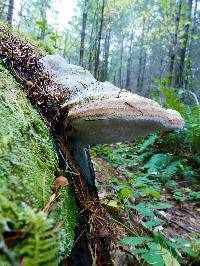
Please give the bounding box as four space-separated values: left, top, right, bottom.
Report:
0 0 200 265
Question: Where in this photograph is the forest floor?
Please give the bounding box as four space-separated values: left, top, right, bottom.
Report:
91 146 200 266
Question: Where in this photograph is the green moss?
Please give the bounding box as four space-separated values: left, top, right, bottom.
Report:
0 24 57 56
0 194 59 266
0 63 56 207
14 31 58 55
50 185 78 256
0 62 78 262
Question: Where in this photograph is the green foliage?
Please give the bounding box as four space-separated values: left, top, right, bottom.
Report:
139 134 158 153
92 84 200 264
36 20 48 32
120 236 152 246
120 233 198 266
0 62 78 260
153 78 185 115
0 194 58 265
173 188 200 202
0 62 56 207
184 106 200 153
152 78 200 153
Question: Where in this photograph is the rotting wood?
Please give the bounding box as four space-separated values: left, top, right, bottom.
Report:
0 27 112 266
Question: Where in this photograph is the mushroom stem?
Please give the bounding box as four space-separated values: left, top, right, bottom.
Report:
68 137 98 197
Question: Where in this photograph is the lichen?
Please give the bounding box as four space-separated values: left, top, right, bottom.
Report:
0 62 78 262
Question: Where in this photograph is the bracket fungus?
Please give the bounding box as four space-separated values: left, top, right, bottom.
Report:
40 55 184 145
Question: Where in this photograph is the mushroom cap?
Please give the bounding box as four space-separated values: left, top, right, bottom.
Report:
54 176 68 187
40 55 184 145
66 93 184 144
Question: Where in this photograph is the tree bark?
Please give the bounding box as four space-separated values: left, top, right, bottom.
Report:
88 4 98 71
185 0 198 89
175 0 193 88
137 18 145 93
126 31 134 90
168 0 182 86
119 36 124 88
6 0 14 25
140 51 147 96
79 0 89 67
94 0 105 79
101 28 111 81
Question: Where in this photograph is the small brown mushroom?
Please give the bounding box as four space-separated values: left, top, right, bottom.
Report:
51 176 69 193
54 176 68 187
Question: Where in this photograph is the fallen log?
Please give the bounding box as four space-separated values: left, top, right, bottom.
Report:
0 27 184 266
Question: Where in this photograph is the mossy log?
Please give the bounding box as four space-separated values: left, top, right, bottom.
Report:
0 63 78 265
0 27 113 266
0 27 184 266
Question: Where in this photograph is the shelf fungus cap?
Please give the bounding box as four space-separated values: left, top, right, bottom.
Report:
40 55 184 145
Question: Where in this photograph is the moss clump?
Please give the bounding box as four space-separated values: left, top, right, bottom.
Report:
0 62 56 207
0 62 78 263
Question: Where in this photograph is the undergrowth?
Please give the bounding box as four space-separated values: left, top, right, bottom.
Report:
91 81 200 265
0 194 58 266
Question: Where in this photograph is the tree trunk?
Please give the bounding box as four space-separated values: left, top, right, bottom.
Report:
101 28 111 81
79 0 89 67
168 0 182 86
94 0 105 79
119 36 124 88
40 0 47 41
137 18 145 93
88 5 98 71
185 0 198 89
140 51 147 96
126 31 134 90
175 0 193 88
6 0 14 25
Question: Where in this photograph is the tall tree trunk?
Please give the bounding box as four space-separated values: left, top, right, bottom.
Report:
94 0 105 79
101 28 111 81
7 0 14 25
126 31 134 90
168 0 182 85
40 0 47 41
140 51 147 95
88 6 98 71
175 0 193 88
79 0 89 67
185 0 198 89
119 36 124 88
137 18 145 93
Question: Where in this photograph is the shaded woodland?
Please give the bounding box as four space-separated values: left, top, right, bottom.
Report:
1 0 200 96
0 0 200 266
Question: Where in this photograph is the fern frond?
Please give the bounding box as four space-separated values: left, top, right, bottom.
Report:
164 160 181 178
142 153 172 174
0 194 59 266
18 208 59 266
139 134 158 153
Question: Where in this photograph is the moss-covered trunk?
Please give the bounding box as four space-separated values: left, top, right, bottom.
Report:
0 63 78 265
0 27 113 266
